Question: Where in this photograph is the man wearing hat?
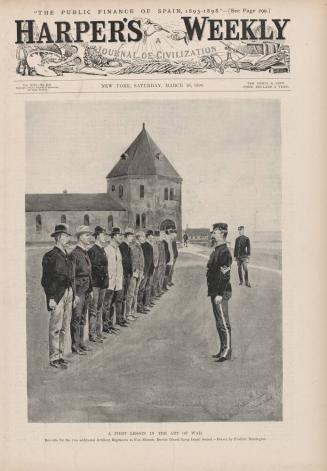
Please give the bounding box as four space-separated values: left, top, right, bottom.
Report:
70 225 93 355
41 224 75 369
157 230 167 295
168 229 178 287
151 230 162 299
129 231 145 316
119 228 134 322
88 226 109 343
103 227 126 330
207 223 233 362
137 230 154 313
234 226 251 287
162 230 173 291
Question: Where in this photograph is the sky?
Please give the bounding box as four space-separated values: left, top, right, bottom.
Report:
26 98 281 231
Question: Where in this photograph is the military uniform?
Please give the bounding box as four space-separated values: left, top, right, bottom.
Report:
207 223 233 361
234 229 251 286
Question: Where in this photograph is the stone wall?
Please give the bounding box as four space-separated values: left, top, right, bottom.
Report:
26 210 128 243
107 175 182 239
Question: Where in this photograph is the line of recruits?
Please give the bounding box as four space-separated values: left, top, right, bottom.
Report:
41 224 179 369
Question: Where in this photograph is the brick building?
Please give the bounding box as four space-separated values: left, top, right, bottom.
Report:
25 124 182 242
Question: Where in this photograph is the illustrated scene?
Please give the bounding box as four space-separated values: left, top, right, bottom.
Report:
26 99 282 422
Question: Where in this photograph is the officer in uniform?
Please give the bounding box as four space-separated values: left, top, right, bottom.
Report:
234 225 251 287
206 222 233 362
41 223 75 369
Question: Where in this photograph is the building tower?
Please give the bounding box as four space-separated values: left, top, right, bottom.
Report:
106 123 182 238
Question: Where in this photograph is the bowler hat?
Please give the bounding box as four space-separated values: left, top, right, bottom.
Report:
146 229 154 236
238 225 244 230
124 227 135 236
51 223 71 237
212 222 228 232
76 225 93 237
111 227 122 236
93 225 107 237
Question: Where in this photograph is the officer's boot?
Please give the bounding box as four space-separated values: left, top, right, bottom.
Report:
212 330 224 358
216 330 232 362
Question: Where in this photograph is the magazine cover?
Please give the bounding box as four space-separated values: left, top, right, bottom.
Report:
1 0 326 470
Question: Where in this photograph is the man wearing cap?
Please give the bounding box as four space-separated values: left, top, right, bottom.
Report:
103 227 126 330
70 225 93 355
41 224 75 369
129 231 145 316
207 223 233 362
88 226 109 343
137 230 154 313
234 226 251 287
168 229 178 287
119 228 134 323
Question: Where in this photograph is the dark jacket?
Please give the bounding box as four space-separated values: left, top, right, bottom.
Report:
163 240 170 264
206 243 232 297
142 241 154 276
88 243 109 289
70 245 92 295
234 235 251 258
41 246 75 311
172 240 178 260
119 241 133 277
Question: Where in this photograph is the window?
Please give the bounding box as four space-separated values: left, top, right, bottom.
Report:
119 185 123 199
61 214 66 223
108 215 113 231
141 213 146 229
136 214 140 229
140 185 144 198
84 214 89 225
36 214 42 232
169 188 174 200
164 188 169 200
112 185 115 191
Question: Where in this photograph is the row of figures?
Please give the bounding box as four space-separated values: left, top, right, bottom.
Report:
41 224 178 369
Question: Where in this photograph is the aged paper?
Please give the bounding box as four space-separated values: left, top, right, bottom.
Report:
1 0 326 469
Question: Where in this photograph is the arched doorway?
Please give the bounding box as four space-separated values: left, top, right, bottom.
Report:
160 219 176 231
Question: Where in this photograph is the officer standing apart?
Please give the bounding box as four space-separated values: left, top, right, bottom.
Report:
207 223 233 363
234 225 251 287
41 223 75 369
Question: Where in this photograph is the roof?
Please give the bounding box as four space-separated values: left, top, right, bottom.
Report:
25 193 126 212
107 124 182 180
